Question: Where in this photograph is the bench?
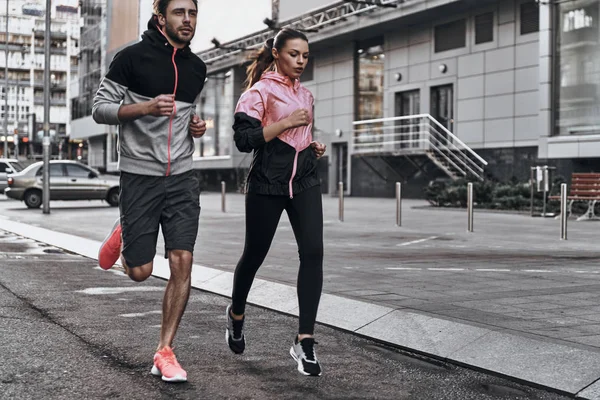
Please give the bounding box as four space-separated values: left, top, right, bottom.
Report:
549 173 600 221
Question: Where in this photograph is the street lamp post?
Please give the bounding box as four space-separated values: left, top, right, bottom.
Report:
3 0 9 157
42 0 51 214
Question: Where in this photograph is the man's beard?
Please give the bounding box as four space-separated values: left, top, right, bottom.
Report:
164 22 194 45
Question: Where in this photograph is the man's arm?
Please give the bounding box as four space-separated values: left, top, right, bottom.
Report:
92 50 131 125
117 95 175 122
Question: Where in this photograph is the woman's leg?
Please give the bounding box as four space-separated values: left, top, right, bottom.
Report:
285 186 324 335
231 193 286 316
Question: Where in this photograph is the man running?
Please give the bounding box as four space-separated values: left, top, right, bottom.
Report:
92 0 206 382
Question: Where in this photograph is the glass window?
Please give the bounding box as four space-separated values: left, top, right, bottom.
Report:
65 164 92 177
475 13 494 44
10 162 24 172
36 164 64 177
555 1 600 136
0 163 8 173
355 38 385 147
357 39 384 121
195 69 234 158
435 19 466 52
520 1 539 35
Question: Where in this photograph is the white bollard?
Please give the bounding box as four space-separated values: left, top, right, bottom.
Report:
221 181 226 213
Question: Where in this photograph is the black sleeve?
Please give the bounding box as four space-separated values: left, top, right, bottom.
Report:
92 49 132 125
233 112 266 153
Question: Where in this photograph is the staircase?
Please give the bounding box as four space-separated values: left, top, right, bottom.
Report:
352 114 487 181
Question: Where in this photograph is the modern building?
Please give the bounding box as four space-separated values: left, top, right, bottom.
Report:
73 0 598 198
193 0 600 197
72 0 272 178
70 0 105 167
0 0 79 159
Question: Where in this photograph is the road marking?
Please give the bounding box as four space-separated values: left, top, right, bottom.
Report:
427 268 465 271
397 236 438 247
475 269 511 272
77 287 165 295
523 269 551 273
119 310 162 318
386 267 422 270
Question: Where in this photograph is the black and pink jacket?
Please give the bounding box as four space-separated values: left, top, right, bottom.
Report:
233 71 320 198
93 19 206 176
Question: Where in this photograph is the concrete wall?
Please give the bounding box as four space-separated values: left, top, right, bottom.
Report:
381 0 540 150
279 0 337 22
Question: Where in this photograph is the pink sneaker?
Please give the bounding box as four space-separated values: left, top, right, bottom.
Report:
151 346 187 382
98 219 122 270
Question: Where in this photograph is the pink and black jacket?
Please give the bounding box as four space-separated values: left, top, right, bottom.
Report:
234 71 319 198
92 19 206 176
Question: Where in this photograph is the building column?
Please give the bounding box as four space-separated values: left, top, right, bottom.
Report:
537 1 555 159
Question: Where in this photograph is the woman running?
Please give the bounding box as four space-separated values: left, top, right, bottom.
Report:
225 27 326 377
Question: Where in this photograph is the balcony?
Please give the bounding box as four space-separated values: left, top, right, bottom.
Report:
34 97 67 106
33 80 67 90
34 46 68 55
1 79 31 86
561 84 598 102
33 30 68 40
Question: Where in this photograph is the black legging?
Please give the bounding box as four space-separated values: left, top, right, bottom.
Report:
231 185 324 335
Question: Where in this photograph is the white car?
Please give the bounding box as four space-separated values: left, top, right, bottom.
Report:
5 160 120 209
0 158 26 193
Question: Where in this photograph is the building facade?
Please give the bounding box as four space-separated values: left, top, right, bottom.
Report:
0 0 79 159
73 0 599 197
74 0 272 180
193 0 600 197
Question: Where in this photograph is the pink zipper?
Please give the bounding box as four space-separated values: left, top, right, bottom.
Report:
289 150 299 199
166 47 179 176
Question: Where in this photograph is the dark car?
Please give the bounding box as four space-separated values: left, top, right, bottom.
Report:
5 160 120 209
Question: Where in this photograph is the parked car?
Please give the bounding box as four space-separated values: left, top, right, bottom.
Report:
5 160 120 209
0 158 26 193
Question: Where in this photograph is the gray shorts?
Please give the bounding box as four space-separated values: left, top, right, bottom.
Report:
119 170 200 267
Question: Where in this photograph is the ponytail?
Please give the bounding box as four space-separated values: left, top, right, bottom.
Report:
243 28 309 91
244 38 275 91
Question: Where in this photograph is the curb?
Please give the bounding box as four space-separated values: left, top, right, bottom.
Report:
1 216 599 399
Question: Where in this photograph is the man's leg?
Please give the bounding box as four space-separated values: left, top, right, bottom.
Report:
120 257 153 282
158 171 201 348
149 171 199 383
100 171 162 279
118 172 163 282
158 249 192 349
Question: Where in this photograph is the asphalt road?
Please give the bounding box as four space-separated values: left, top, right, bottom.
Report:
0 230 571 400
1 194 600 351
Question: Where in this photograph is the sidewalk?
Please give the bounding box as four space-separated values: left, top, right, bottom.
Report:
0 229 567 400
1 193 600 397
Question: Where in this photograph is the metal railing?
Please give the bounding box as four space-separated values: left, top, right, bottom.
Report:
352 114 488 181
198 0 404 64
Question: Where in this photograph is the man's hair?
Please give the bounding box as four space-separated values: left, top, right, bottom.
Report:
153 0 198 16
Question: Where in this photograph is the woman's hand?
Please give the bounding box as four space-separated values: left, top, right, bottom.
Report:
285 109 310 129
311 141 326 159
